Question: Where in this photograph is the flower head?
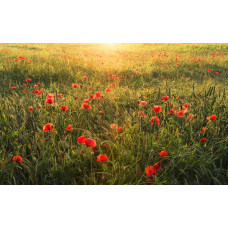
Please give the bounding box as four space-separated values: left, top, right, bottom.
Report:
201 127 208 133
150 116 160 125
162 96 169 101
43 123 54 132
110 124 118 129
81 103 92 109
13 156 22 163
85 138 97 148
146 166 157 177
105 88 112 92
200 137 207 143
65 124 73 131
139 101 147 106
61 105 68 112
159 151 168 157
45 94 54 104
206 115 217 121
72 84 79 88
118 127 123 133
77 136 86 144
153 105 162 113
153 161 161 172
186 113 194 121
97 154 109 162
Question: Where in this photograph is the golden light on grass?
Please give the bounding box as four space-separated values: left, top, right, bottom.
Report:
101 43 123 50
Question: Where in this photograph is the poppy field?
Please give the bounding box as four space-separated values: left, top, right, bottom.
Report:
0 43 227 185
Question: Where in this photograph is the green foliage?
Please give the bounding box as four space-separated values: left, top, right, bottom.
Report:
0 43 227 185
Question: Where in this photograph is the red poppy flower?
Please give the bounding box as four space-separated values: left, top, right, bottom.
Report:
37 83 41 86
36 90 42 95
145 166 157 177
97 154 109 162
77 136 86 144
26 78 32 82
65 124 73 131
95 92 102 98
109 83 116 88
201 127 208 133
45 94 54 104
32 89 38 93
90 94 95 99
186 113 194 121
216 72 219 75
23 89 27 93
98 111 103 114
169 109 174 115
83 76 88 80
159 151 168 157
84 138 97 148
12 156 22 163
45 97 54 103
110 124 118 129
184 104 190 108
105 88 112 92
29 106 33 111
61 105 68 112
182 106 188 114
206 115 217 121
83 99 90 104
176 111 185 118
81 103 92 109
154 105 162 113
72 84 79 88
162 96 169 101
12 87 16 90
43 123 53 132
150 116 160 125
118 127 123 133
140 101 147 106
176 96 180 100
200 137 207 143
34 85 38 89
153 161 161 172
208 69 212 72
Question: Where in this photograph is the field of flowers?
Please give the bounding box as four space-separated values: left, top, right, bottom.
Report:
0 43 227 185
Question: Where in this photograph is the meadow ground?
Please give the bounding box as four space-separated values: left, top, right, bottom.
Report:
0 43 227 185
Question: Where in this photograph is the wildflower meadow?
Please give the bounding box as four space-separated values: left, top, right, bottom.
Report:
0 43 227 184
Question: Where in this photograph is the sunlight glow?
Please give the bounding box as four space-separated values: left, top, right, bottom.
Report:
101 43 122 50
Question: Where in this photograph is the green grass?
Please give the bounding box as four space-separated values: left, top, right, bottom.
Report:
0 43 227 185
